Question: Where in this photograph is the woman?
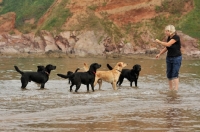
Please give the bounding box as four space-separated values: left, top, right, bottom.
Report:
155 25 182 91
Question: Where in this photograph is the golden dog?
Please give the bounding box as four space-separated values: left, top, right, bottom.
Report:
83 62 127 90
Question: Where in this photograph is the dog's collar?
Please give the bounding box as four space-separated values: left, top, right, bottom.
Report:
45 71 50 76
115 69 121 72
93 71 96 75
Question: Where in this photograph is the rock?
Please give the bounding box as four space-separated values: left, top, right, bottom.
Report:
55 35 69 52
177 31 199 56
74 31 104 57
123 43 134 54
1 46 19 53
145 48 159 54
40 30 60 52
34 36 45 51
0 29 199 58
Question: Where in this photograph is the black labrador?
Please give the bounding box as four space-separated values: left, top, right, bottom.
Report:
14 64 56 89
15 65 45 87
107 64 141 87
66 68 80 84
57 63 101 92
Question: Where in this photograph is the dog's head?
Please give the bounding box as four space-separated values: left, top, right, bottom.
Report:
45 64 56 72
132 64 141 72
114 62 127 70
37 65 45 72
89 63 101 72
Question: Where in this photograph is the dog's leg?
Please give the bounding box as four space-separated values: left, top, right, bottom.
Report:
135 80 138 87
86 84 90 92
117 80 120 86
112 81 117 90
75 83 81 92
40 83 45 89
21 78 28 89
93 77 98 87
70 84 74 92
118 76 124 86
130 81 133 87
97 79 102 90
90 83 95 92
21 84 28 89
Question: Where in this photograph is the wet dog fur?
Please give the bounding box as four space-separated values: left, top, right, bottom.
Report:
83 63 103 89
14 64 56 89
66 68 80 84
107 64 141 87
57 63 101 92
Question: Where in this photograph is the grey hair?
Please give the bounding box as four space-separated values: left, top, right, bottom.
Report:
165 25 176 35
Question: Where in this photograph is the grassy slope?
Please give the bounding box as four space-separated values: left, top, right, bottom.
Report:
39 0 72 33
0 0 54 33
177 0 200 39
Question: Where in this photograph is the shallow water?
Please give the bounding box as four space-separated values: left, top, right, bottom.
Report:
0 56 200 131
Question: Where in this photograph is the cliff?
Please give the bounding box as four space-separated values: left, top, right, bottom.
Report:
0 0 199 58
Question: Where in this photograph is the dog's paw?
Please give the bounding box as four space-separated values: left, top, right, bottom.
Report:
21 88 28 91
38 88 48 90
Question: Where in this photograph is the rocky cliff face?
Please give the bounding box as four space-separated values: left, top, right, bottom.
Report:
0 0 199 57
0 12 16 32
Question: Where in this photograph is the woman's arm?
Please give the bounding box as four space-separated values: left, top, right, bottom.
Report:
156 39 176 47
156 47 167 58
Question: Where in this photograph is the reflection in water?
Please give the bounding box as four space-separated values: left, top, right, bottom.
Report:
165 91 182 131
0 57 200 131
166 107 181 131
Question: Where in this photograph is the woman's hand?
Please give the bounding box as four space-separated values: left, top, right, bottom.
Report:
156 39 161 43
156 53 160 59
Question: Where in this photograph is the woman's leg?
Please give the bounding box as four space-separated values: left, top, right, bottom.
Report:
168 80 173 90
171 56 182 91
173 78 179 91
166 57 173 90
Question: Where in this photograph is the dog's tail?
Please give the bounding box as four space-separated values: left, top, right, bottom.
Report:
14 66 24 75
57 74 71 79
74 68 80 73
107 64 113 70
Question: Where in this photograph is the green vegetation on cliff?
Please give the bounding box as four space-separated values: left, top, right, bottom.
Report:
178 0 200 39
0 0 54 33
153 0 200 40
39 0 72 33
0 0 199 42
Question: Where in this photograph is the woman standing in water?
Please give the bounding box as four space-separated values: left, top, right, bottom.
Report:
155 25 182 91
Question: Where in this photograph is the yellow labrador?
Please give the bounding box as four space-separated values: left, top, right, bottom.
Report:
84 62 127 90
94 62 127 90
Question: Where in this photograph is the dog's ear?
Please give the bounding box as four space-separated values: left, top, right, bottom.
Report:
132 65 136 70
118 63 122 67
